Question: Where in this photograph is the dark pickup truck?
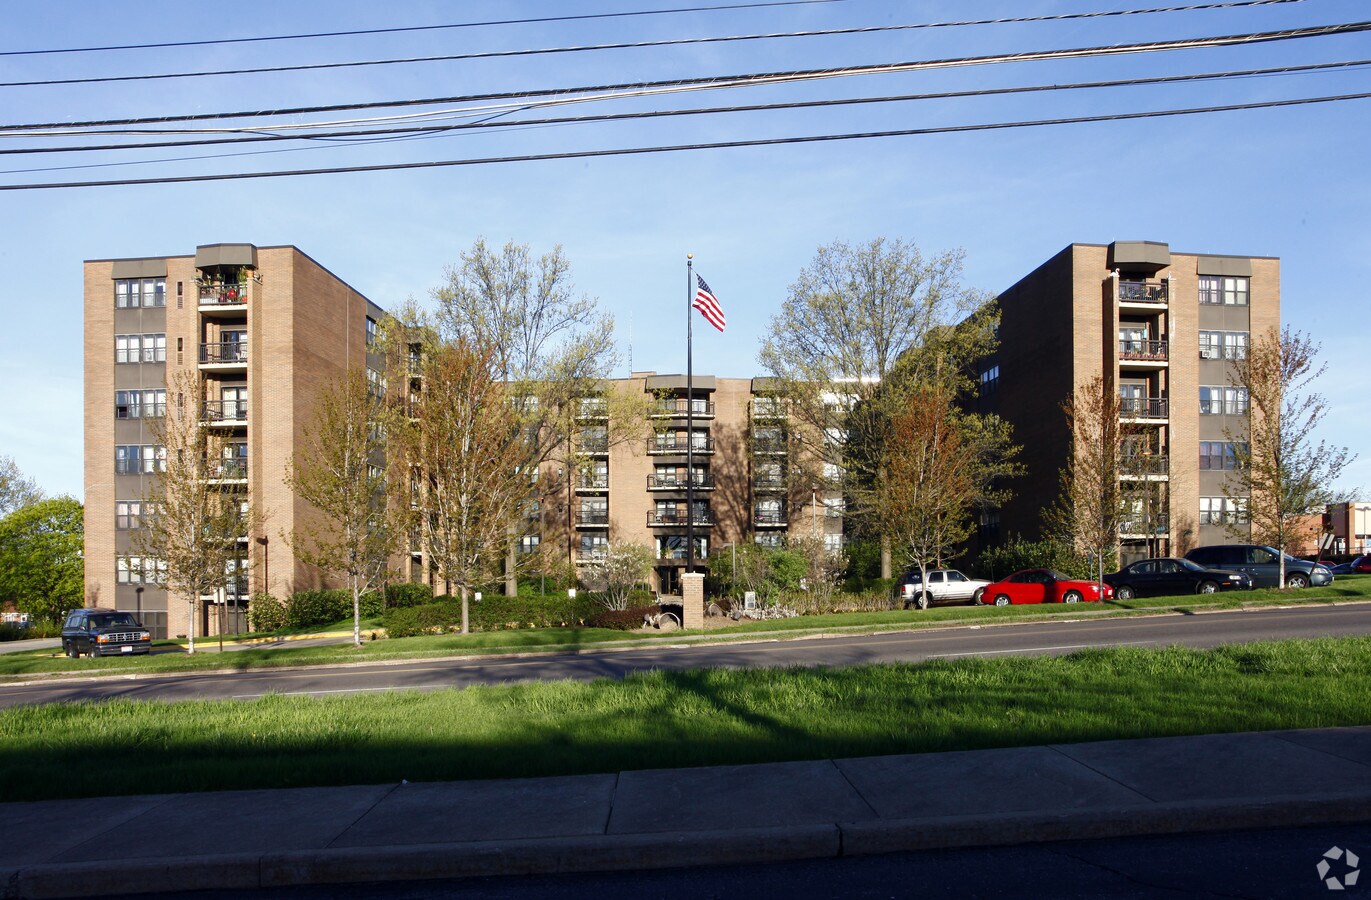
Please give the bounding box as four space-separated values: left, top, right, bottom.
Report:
61 609 152 658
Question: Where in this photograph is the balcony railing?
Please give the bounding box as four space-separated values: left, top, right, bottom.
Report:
577 438 610 454
575 511 609 527
202 400 247 423
1119 397 1168 419
199 283 248 305
1117 280 1168 305
752 439 788 455
647 437 714 454
1118 339 1168 362
647 475 714 490
576 549 608 564
652 399 714 418
199 342 248 365
647 511 713 527
576 401 609 420
754 510 788 527
1121 455 1170 477
657 548 706 561
575 476 609 491
753 477 787 492
1120 516 1170 535
205 457 247 480
750 399 786 419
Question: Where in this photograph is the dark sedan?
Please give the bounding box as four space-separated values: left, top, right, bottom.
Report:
1104 557 1253 600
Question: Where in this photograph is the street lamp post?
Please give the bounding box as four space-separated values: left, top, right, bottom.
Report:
255 535 269 598
134 586 143 623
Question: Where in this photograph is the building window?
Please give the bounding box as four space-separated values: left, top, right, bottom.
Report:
754 533 785 548
117 556 165 585
114 278 166 309
114 389 166 419
366 367 386 399
1199 386 1248 416
115 445 137 474
1199 330 1248 360
365 316 378 349
115 333 166 364
979 365 1000 397
1200 497 1248 525
518 534 540 555
115 501 143 530
1199 441 1244 471
1199 275 1249 305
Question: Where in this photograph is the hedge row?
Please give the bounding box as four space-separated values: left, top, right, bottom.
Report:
381 592 667 636
249 583 436 632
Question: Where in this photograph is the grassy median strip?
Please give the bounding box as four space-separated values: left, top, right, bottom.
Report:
3 637 1371 802
2 578 1368 680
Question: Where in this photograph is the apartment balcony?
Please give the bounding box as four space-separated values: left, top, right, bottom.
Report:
575 511 609 528
750 398 787 420
647 437 714 455
1116 279 1168 308
575 476 609 493
577 438 610 456
754 510 788 528
199 341 248 371
204 457 248 483
647 511 713 527
753 477 787 493
657 548 706 563
752 439 788 456
1118 339 1168 367
647 475 714 491
1119 397 1168 421
1121 516 1170 537
202 400 247 426
1120 455 1170 479
575 549 608 565
651 399 714 419
198 282 248 315
575 400 609 421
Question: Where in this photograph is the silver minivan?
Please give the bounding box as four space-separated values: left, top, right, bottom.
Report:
1183 544 1333 589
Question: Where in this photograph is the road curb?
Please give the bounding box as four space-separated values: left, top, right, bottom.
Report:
8 794 1371 898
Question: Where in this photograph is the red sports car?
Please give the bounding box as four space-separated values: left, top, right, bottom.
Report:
979 569 1114 606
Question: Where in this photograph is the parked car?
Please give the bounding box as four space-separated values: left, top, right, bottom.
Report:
1328 555 1371 575
60 609 151 658
1104 557 1253 600
978 569 1114 606
1183 544 1334 588
895 568 992 609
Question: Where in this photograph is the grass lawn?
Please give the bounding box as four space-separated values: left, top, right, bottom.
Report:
4 637 1371 801
2 576 1367 681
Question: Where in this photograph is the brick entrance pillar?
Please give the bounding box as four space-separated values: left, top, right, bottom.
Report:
680 573 705 630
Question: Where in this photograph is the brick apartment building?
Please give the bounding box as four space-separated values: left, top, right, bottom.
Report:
978 240 1279 563
84 244 384 638
84 244 838 635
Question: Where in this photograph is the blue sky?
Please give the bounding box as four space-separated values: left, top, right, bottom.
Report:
2 0 1368 499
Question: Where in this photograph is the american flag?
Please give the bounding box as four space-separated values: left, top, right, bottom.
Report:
693 275 726 332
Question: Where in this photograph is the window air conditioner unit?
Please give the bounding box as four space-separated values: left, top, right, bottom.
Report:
1200 348 1218 359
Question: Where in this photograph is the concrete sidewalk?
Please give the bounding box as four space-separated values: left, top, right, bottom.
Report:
5 726 1371 898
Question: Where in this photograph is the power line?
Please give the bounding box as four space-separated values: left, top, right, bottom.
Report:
5 58 1366 161
0 0 1311 89
5 20 1367 134
0 0 850 57
3 91 1366 191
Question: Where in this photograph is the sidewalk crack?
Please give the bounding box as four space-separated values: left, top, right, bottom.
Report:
1047 744 1161 803
325 781 405 849
829 758 880 819
602 771 621 835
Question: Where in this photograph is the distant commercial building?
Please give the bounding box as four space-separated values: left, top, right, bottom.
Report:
977 240 1279 563
84 244 383 638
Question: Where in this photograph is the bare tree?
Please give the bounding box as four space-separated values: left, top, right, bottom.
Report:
758 238 989 579
430 239 632 591
1225 327 1355 586
1050 375 1131 585
0 455 43 515
138 371 246 653
391 340 535 632
881 384 1019 604
286 368 400 647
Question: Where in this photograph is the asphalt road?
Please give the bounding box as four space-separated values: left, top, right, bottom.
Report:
101 821 1371 899
2 604 1369 709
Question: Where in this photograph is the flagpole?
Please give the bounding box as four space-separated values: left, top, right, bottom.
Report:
686 253 695 578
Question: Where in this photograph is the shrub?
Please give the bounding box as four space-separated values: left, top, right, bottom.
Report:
383 582 433 609
587 606 656 630
382 600 465 638
975 537 1092 582
247 593 287 632
284 589 351 628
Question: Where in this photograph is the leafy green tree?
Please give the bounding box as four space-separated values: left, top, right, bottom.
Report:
758 237 993 579
0 455 43 516
0 496 83 623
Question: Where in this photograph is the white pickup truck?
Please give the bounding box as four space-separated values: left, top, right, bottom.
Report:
897 568 991 609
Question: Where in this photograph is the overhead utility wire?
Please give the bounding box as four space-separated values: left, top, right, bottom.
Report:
5 58 1365 157
0 0 849 56
5 19 1365 134
3 90 1366 191
1 0 1310 88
